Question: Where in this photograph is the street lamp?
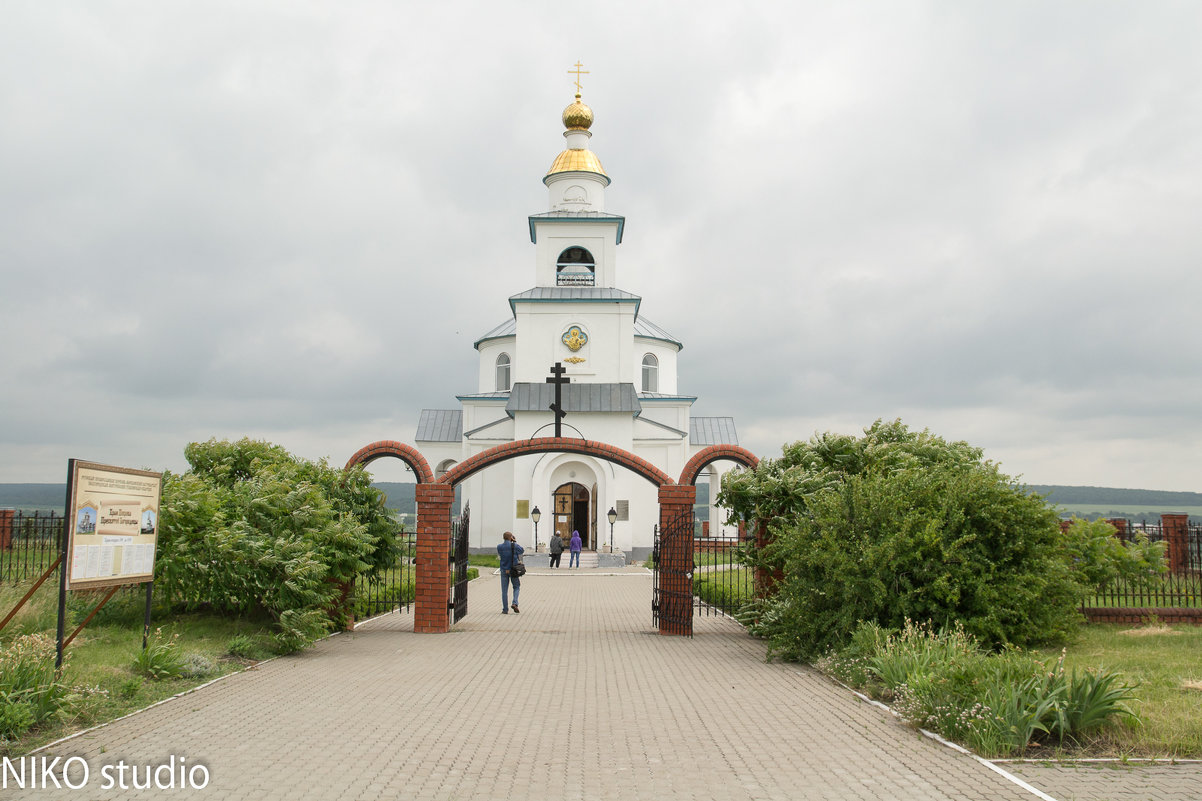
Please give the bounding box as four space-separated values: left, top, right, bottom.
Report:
607 507 618 553
531 506 541 551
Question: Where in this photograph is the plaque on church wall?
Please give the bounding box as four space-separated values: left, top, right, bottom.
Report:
616 500 629 521
515 500 529 519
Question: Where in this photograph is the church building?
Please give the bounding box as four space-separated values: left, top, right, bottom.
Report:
414 86 740 559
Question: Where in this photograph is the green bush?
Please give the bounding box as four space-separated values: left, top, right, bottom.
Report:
1061 518 1166 595
720 420 1080 660
156 438 401 648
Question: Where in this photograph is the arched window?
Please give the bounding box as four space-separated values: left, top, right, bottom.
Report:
496 353 511 392
556 247 595 286
641 353 659 393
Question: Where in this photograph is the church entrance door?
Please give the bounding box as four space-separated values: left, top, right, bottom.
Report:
553 482 592 550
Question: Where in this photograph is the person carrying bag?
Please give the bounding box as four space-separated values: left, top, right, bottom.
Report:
497 531 524 613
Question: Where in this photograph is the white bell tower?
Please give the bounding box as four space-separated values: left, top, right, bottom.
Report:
530 83 624 291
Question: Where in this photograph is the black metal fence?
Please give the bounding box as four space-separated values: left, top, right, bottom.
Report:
351 526 416 621
1 511 66 584
1087 521 1202 610
450 505 470 623
691 531 756 618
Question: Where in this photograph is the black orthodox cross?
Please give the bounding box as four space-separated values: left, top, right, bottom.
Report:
546 362 570 437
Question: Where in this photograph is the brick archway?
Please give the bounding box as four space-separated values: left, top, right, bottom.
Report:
678 444 759 486
439 437 673 488
345 440 434 484
367 437 692 634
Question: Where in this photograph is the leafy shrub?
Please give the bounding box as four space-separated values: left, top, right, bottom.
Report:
721 420 1080 660
156 438 401 649
1061 518 1166 596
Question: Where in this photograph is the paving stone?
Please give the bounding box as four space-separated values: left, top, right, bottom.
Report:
6 568 1200 800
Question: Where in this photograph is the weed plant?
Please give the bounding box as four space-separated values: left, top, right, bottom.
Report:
818 619 1139 757
132 629 186 680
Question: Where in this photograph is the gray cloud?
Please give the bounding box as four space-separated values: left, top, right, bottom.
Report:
2 1 1200 492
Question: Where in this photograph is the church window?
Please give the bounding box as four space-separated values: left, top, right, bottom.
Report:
641 353 659 393
496 353 511 391
556 247 595 286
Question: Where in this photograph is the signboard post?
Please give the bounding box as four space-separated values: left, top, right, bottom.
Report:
57 459 163 668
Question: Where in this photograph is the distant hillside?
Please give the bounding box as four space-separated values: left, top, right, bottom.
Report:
2 482 1193 517
372 482 416 514
0 483 65 512
1027 485 1202 507
0 482 422 514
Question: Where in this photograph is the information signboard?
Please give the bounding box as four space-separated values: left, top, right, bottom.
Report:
65 460 163 590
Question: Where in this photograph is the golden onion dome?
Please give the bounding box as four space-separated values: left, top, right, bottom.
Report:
562 94 594 130
546 148 608 180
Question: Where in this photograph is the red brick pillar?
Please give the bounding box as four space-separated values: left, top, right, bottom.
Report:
0 509 13 550
414 483 454 633
1162 513 1189 575
1059 519 1073 535
1107 518 1128 540
658 484 696 636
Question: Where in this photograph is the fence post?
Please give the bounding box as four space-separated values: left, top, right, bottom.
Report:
0 509 13 550
1107 518 1128 540
1162 512 1189 575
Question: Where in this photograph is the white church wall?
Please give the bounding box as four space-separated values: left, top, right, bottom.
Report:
633 338 679 394
475 337 516 392
460 453 516 550
635 400 693 436
546 173 607 213
514 302 635 384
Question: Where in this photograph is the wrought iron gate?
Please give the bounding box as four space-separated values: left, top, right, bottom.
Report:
450 504 470 624
652 509 694 636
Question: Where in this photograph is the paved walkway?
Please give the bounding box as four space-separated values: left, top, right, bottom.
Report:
10 568 1201 800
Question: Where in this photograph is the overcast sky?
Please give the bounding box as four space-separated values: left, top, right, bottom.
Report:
2 2 1200 491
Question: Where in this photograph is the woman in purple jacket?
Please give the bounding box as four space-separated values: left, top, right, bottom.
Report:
568 530 582 568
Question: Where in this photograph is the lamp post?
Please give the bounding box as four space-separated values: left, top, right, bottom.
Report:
531 506 541 552
607 507 618 553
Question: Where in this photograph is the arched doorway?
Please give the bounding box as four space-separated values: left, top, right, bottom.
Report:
552 482 594 550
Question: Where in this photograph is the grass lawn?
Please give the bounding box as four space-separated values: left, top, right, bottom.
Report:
1033 622 1202 758
693 565 755 612
2 608 277 757
1051 504 1202 520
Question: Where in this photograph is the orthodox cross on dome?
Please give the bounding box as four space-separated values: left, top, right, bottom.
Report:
546 362 570 437
567 61 589 94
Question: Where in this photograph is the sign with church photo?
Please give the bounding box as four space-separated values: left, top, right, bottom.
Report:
64 460 163 590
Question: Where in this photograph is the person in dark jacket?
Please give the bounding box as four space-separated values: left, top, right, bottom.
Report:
497 531 524 613
548 532 564 568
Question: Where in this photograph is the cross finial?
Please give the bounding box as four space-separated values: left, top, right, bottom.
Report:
568 61 589 94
